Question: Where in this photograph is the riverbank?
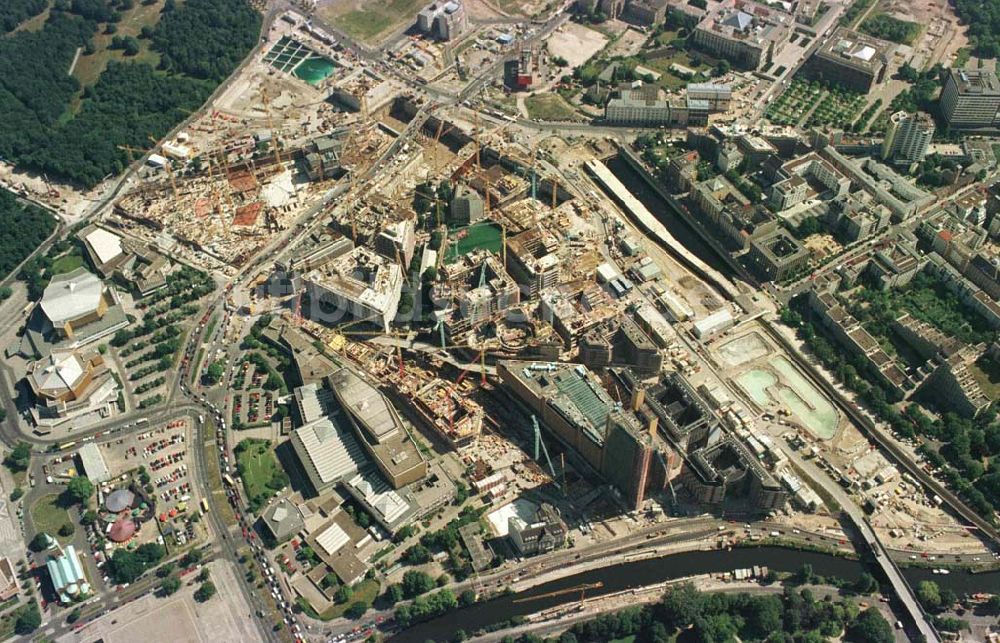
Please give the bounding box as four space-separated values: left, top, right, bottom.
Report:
391 545 1000 641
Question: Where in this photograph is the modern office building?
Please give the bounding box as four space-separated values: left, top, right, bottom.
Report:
604 86 672 126
686 83 732 111
416 1 467 40
803 27 890 92
450 185 485 225
374 217 417 268
498 360 658 511
940 69 1000 130
328 368 428 489
504 48 539 92
881 111 934 165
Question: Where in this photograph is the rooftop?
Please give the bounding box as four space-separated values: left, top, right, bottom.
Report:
328 368 399 444
28 350 86 396
293 414 367 486
39 268 105 325
815 27 892 72
77 442 111 484
948 68 1000 95
84 228 124 266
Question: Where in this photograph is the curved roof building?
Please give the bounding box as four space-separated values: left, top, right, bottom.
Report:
105 489 135 513
108 517 136 543
46 545 87 604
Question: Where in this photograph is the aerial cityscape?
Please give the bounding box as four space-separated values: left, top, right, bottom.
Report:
0 0 999 641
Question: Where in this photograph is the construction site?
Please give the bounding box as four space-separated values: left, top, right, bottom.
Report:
101 12 401 273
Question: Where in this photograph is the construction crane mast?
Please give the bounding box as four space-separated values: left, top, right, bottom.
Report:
532 415 560 490
260 87 282 166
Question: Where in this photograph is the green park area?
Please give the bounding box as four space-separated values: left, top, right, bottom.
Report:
804 88 867 129
766 80 865 130
330 0 423 43
766 80 824 126
235 439 287 512
50 250 85 275
524 93 581 122
30 494 72 544
0 0 260 188
300 579 381 620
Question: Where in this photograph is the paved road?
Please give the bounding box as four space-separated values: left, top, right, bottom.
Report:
771 431 939 643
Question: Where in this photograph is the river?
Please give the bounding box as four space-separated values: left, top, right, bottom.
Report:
392 546 1000 641
604 155 735 278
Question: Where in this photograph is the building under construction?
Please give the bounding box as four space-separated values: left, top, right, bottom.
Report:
111 156 293 267
432 250 520 343
411 378 484 449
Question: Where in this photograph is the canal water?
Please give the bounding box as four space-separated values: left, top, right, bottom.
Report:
392 546 1000 641
604 155 735 279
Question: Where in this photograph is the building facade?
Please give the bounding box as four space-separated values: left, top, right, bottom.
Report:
881 111 933 165
940 69 1000 130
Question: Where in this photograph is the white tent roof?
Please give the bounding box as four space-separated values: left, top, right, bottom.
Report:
40 269 104 324
31 350 85 393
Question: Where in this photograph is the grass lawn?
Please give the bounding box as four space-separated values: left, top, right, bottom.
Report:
332 0 423 43
50 252 85 275
70 0 166 93
315 579 381 620
235 439 281 509
30 494 73 544
642 49 713 90
968 357 1000 401
444 222 503 263
524 93 581 122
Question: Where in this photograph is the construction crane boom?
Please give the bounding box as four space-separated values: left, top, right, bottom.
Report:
512 582 603 604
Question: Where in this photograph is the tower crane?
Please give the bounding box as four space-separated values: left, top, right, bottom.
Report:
260 87 283 166
532 415 561 490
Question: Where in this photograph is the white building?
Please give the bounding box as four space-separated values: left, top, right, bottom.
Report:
881 111 934 165
303 247 404 330
416 1 467 40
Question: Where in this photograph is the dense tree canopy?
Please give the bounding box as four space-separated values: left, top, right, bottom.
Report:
66 475 94 504
0 0 48 33
0 189 56 278
0 0 260 187
560 583 881 643
955 0 1000 58
4 441 33 473
151 0 261 81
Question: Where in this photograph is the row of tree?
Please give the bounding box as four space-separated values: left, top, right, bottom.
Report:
563 583 894 643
